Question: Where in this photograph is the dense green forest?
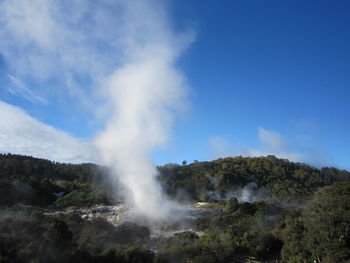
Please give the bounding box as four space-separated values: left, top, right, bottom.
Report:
159 155 349 201
0 154 349 263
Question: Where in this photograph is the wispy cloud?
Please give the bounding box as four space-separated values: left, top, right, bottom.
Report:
247 127 302 162
0 100 96 163
0 0 125 108
208 127 330 166
209 136 240 159
7 74 47 104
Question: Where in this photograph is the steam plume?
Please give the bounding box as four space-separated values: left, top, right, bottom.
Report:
95 1 192 220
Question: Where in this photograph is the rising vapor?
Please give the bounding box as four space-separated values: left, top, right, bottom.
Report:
0 0 193 219
95 1 193 220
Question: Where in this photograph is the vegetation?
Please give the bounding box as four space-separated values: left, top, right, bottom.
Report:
0 209 155 263
0 153 349 262
280 182 350 263
159 155 350 201
0 153 116 207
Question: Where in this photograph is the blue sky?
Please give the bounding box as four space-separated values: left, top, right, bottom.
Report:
0 0 349 169
161 0 350 168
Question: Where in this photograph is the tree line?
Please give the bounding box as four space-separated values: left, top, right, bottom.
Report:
0 153 349 262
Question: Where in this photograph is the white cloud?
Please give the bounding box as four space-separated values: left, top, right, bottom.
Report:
248 127 302 162
0 101 96 163
0 0 125 107
258 127 285 152
208 136 238 159
208 127 320 164
7 74 47 104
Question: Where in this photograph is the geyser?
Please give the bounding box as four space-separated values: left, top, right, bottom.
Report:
95 57 187 219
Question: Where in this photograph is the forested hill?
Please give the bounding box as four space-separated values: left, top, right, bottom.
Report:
158 155 350 201
1 154 350 263
0 153 101 181
0 153 112 207
0 153 349 207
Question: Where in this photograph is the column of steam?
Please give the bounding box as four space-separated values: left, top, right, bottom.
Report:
95 53 187 220
94 1 191 220
96 0 192 219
